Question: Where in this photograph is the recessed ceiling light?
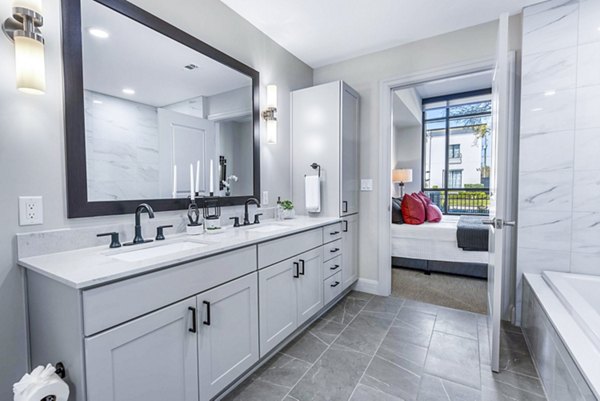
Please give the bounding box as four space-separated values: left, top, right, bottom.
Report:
544 90 556 96
122 88 135 95
532 107 543 112
88 28 109 39
93 100 103 104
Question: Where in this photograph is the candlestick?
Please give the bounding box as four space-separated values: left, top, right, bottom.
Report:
195 160 200 194
172 165 177 198
209 159 214 195
190 164 195 200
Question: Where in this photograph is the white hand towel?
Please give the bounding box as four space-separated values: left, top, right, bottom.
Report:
305 175 321 213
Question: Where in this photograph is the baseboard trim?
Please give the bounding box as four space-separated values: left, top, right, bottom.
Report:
354 278 380 295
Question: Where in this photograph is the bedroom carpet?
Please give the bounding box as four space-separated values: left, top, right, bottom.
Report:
392 267 487 314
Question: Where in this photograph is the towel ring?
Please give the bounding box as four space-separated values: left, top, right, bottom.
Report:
309 163 321 177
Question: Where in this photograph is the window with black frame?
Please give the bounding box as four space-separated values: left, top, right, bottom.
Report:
422 90 492 215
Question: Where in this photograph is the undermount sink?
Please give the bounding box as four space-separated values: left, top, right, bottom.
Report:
110 241 209 262
245 224 291 234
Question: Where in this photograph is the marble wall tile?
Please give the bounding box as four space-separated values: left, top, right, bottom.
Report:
578 0 600 45
576 85 600 130
520 89 576 134
574 128 600 171
523 0 579 56
571 211 600 253
519 170 573 212
519 130 574 173
577 42 600 87
570 251 600 275
517 211 572 252
573 170 600 213
521 46 577 96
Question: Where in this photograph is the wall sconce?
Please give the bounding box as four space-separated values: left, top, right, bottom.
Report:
2 0 46 95
263 84 277 144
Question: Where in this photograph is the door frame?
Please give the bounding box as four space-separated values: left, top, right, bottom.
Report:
377 58 497 297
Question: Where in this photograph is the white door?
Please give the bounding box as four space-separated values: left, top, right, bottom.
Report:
258 259 298 357
197 273 259 401
341 83 360 216
85 298 199 401
486 12 516 373
342 214 359 289
296 247 324 326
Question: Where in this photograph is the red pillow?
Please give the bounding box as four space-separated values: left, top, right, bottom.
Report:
416 192 432 206
401 194 425 225
426 204 443 223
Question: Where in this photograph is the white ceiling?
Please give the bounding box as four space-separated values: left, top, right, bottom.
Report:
81 0 251 107
219 0 541 68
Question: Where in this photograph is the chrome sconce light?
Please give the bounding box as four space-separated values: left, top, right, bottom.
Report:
263 84 277 144
2 0 46 94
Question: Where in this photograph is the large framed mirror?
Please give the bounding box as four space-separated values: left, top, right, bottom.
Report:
63 0 260 217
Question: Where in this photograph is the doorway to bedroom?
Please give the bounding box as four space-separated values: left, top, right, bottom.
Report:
390 71 493 314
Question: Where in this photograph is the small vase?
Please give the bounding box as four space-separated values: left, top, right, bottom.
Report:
281 208 295 219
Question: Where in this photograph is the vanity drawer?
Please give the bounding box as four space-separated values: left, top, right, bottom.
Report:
258 228 322 268
323 239 342 262
323 255 342 279
82 246 257 336
324 271 343 305
323 223 342 243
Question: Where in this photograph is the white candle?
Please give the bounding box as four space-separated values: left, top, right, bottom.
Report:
195 160 200 194
209 159 214 194
190 164 195 200
172 165 177 198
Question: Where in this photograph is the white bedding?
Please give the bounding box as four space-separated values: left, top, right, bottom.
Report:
392 216 488 264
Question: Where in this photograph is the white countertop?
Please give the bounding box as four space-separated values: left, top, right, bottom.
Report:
18 217 340 290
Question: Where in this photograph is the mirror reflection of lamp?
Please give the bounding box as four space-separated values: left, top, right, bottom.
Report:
392 169 413 198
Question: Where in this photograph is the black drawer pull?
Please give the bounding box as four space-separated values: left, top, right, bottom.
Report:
188 307 197 333
330 248 340 253
331 281 340 288
293 262 300 278
202 301 211 326
330 264 340 270
330 231 340 235
342 201 348 213
299 259 305 275
343 220 349 232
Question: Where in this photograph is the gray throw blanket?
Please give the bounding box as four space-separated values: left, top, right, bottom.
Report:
457 216 489 251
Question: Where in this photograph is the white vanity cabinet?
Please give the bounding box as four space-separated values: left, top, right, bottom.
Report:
197 274 259 401
296 247 324 325
342 214 359 289
85 298 199 401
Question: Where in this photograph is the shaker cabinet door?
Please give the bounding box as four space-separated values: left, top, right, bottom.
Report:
296 247 324 326
341 85 360 216
85 297 199 401
342 214 359 290
197 273 259 401
259 259 298 357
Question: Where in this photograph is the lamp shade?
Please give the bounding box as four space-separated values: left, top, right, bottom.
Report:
392 169 413 183
14 35 46 95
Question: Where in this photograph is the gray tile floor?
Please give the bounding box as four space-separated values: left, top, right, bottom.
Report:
223 291 547 401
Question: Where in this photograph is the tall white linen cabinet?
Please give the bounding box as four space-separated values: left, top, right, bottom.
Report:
291 81 360 290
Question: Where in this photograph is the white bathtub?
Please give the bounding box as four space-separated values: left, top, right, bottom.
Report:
543 271 600 352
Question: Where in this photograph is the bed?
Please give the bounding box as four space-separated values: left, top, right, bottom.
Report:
391 215 489 278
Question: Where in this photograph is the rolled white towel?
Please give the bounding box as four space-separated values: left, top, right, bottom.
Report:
305 175 321 213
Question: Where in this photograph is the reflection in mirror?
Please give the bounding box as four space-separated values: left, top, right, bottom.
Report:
81 0 254 202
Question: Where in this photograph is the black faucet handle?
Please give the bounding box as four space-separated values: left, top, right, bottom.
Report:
229 217 240 227
155 225 173 241
97 232 121 248
253 213 263 224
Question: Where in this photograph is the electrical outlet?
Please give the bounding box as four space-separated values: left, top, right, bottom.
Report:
262 191 269 206
19 196 43 226
361 179 373 191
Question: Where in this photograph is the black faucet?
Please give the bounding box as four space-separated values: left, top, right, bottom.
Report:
243 198 260 226
131 203 155 245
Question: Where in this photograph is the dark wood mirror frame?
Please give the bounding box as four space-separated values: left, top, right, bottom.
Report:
62 0 261 218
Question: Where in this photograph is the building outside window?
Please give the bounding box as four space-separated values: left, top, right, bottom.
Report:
422 90 491 215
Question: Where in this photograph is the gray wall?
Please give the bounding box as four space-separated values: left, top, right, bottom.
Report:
516 0 600 322
0 0 312 397
314 16 523 283
393 125 422 196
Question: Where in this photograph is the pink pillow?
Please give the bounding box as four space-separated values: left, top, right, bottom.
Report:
417 192 432 206
426 204 443 223
401 194 425 225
